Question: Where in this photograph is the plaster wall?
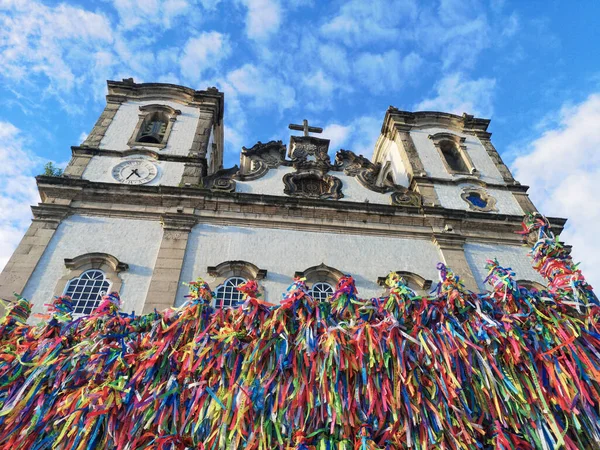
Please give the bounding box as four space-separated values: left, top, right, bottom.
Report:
22 215 163 316
464 242 546 292
235 166 392 204
99 100 199 156
82 154 185 186
175 224 443 305
409 128 505 184
434 184 524 215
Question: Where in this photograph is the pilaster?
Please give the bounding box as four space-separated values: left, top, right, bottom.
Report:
513 191 537 214
143 214 196 313
432 233 479 291
471 131 515 184
392 124 427 177
81 97 124 149
63 151 93 178
0 204 69 302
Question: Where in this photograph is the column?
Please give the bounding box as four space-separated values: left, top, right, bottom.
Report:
143 214 196 314
432 234 479 292
393 124 441 206
0 204 69 303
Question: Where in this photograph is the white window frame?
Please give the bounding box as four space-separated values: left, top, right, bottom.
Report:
214 276 247 308
62 269 112 315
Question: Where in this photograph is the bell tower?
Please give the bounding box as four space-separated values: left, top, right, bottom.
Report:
63 78 224 186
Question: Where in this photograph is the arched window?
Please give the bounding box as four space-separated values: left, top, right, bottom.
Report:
214 276 247 308
128 104 181 149
377 271 433 296
440 140 468 173
310 282 334 301
137 112 168 144
63 269 111 315
428 132 476 175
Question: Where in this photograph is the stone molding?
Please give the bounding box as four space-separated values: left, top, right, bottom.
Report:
207 260 267 280
432 233 467 250
64 253 128 273
81 100 121 149
161 214 197 232
294 263 344 286
31 204 70 227
376 271 433 290
34 176 567 244
55 253 128 299
106 79 224 116
70 146 202 164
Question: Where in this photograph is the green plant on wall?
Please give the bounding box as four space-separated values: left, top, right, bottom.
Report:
42 162 63 177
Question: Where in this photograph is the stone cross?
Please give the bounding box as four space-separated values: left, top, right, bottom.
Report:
288 119 323 137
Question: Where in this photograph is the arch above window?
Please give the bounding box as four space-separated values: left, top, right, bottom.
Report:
428 132 477 176
377 271 433 293
517 279 547 292
294 263 344 286
207 260 267 280
54 253 128 314
128 104 181 149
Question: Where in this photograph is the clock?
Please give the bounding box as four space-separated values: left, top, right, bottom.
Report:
112 159 158 185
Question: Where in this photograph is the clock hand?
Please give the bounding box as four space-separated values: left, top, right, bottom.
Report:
126 168 141 180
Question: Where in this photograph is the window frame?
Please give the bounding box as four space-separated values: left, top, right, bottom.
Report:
213 276 248 308
309 281 335 301
428 132 478 176
62 269 112 315
206 260 267 304
53 253 128 310
128 104 181 150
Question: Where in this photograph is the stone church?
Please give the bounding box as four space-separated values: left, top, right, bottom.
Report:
0 79 560 317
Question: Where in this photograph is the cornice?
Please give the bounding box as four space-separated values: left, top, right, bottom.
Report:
106 78 224 120
34 176 565 242
382 107 491 138
72 146 204 163
410 175 528 192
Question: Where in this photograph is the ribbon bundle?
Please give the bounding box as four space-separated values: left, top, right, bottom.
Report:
0 213 598 449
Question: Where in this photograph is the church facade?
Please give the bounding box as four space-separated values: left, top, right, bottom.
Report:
0 79 561 317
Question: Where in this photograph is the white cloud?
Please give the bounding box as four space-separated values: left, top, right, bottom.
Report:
0 123 42 272
321 116 381 158
112 0 190 30
321 0 417 46
354 50 422 93
415 73 496 117
227 64 295 111
512 94 600 290
180 32 231 83
0 1 114 93
239 0 282 40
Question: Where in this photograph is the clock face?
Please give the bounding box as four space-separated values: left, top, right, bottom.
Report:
112 160 158 185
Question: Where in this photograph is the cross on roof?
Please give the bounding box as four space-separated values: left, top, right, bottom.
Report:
288 119 323 137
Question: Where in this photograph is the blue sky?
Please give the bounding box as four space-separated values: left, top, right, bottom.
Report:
1 0 600 288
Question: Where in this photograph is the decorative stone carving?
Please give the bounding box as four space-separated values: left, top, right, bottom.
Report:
460 186 498 212
238 140 286 181
335 149 422 207
288 136 334 172
335 149 388 193
390 190 422 207
203 166 238 193
283 171 343 200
